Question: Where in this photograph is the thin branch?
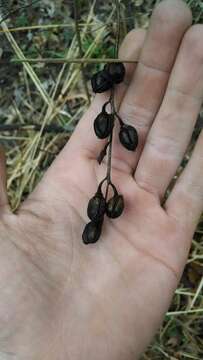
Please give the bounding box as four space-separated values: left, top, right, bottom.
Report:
105 1 121 185
0 23 102 34
0 123 68 134
115 0 121 58
0 20 52 107
106 91 114 183
97 141 111 164
0 17 142 34
73 0 91 105
10 58 138 64
0 0 41 24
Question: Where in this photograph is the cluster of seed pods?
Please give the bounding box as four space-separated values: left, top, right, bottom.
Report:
82 62 139 245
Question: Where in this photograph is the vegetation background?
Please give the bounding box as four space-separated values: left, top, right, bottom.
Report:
0 0 202 358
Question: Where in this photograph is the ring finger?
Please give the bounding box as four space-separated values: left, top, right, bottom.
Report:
135 25 203 199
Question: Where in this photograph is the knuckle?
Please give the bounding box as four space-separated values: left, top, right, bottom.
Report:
147 126 181 159
120 101 153 133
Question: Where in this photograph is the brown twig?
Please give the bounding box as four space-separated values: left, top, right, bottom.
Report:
104 0 121 195
0 123 68 134
115 0 121 58
0 0 40 24
10 58 138 64
73 0 91 105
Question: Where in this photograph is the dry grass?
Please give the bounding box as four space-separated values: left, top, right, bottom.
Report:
0 1 202 359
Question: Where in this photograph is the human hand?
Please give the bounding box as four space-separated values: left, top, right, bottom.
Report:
0 1 203 359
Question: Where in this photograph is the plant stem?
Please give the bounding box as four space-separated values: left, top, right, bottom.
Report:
106 90 114 184
0 0 40 24
115 0 121 58
73 0 91 105
104 0 121 198
0 123 67 134
115 112 124 126
97 140 110 164
11 58 138 64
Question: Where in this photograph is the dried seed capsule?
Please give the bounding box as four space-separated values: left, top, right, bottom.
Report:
104 62 125 84
94 111 114 139
119 124 138 151
87 192 106 222
91 70 113 93
106 194 124 219
82 221 103 245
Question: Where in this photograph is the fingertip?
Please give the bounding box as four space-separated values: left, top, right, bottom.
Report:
140 0 193 72
182 24 203 63
119 29 146 59
152 0 192 30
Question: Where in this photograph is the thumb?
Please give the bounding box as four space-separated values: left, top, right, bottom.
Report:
0 144 9 212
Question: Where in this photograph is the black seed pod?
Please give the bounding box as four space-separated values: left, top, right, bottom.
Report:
82 221 103 245
119 124 138 151
87 191 106 222
106 194 124 219
105 62 125 84
94 110 114 139
91 70 113 93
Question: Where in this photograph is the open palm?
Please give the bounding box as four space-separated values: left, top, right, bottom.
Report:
0 1 203 359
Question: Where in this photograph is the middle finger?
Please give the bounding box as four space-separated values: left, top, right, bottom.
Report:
112 0 192 174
